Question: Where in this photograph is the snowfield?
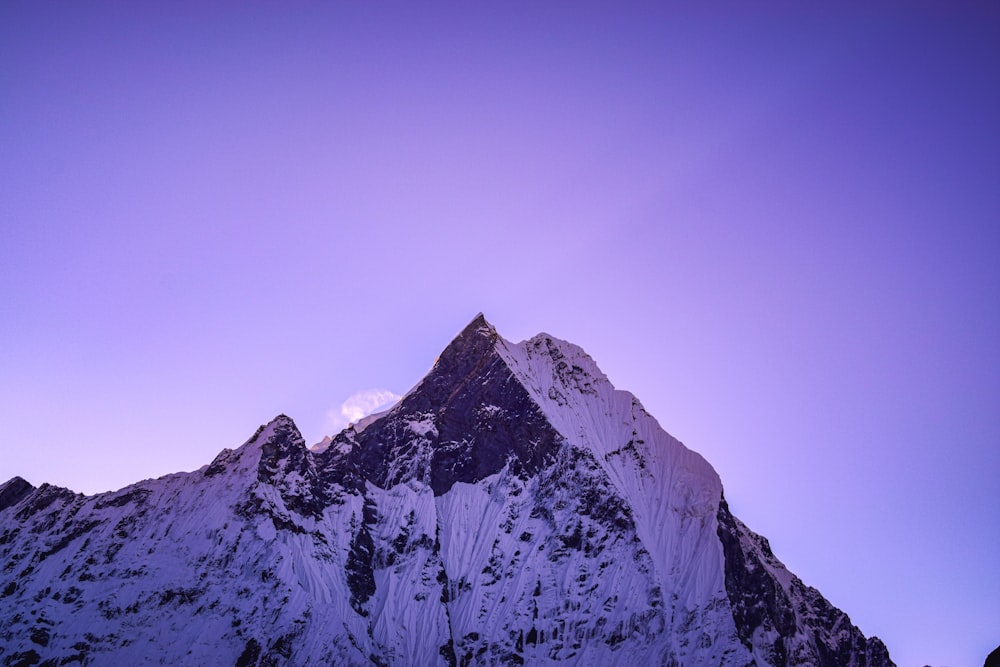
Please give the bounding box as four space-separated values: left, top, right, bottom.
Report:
0 315 894 666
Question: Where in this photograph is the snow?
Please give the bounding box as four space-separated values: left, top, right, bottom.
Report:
0 316 893 666
406 416 438 438
492 329 749 665
355 407 392 434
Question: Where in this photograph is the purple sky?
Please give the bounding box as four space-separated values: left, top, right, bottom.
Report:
2 4 998 665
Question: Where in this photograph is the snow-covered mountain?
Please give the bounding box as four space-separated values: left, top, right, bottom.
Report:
0 315 894 666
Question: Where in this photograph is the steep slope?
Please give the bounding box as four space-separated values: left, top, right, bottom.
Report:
0 417 374 665
0 315 894 666
716 500 894 667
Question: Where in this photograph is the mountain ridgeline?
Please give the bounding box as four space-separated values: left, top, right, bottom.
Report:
0 315 894 666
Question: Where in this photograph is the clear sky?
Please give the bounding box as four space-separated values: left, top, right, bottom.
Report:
2 3 997 666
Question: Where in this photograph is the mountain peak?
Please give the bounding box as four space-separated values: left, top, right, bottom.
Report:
321 314 560 494
432 313 498 366
0 317 897 667
0 476 34 512
464 311 492 332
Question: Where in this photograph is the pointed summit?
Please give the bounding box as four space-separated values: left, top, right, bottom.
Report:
319 313 560 494
426 313 498 378
0 476 34 512
461 311 492 334
0 316 897 666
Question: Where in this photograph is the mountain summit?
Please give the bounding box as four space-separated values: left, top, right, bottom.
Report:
0 315 894 666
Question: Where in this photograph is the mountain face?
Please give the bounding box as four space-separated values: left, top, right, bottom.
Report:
0 315 894 667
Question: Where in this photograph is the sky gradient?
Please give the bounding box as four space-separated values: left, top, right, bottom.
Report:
2 4 998 666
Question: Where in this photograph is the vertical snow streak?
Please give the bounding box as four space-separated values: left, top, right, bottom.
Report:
495 331 752 665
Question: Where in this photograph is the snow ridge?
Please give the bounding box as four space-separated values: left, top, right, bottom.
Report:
0 314 894 667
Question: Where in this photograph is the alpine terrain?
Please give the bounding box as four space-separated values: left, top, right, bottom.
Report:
0 315 894 666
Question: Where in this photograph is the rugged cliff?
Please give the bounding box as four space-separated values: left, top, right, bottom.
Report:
0 315 893 666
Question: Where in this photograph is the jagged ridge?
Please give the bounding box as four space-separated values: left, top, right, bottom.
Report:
0 314 894 666
318 314 563 495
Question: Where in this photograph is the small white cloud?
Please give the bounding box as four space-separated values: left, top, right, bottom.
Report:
325 388 400 434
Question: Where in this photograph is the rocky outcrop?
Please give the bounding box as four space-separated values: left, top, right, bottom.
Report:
716 498 893 667
320 314 563 495
0 315 895 666
0 478 34 513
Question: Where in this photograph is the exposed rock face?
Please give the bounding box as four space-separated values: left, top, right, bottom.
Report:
0 477 34 512
0 315 894 666
716 499 894 667
985 644 1000 667
321 315 563 496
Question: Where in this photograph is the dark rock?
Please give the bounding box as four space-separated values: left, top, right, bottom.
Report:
234 638 261 667
258 417 330 519
320 314 562 495
985 643 1000 667
717 495 895 667
0 477 35 512
5 649 41 667
345 497 377 615
13 484 75 521
0 315 900 666
28 626 50 647
93 488 151 510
